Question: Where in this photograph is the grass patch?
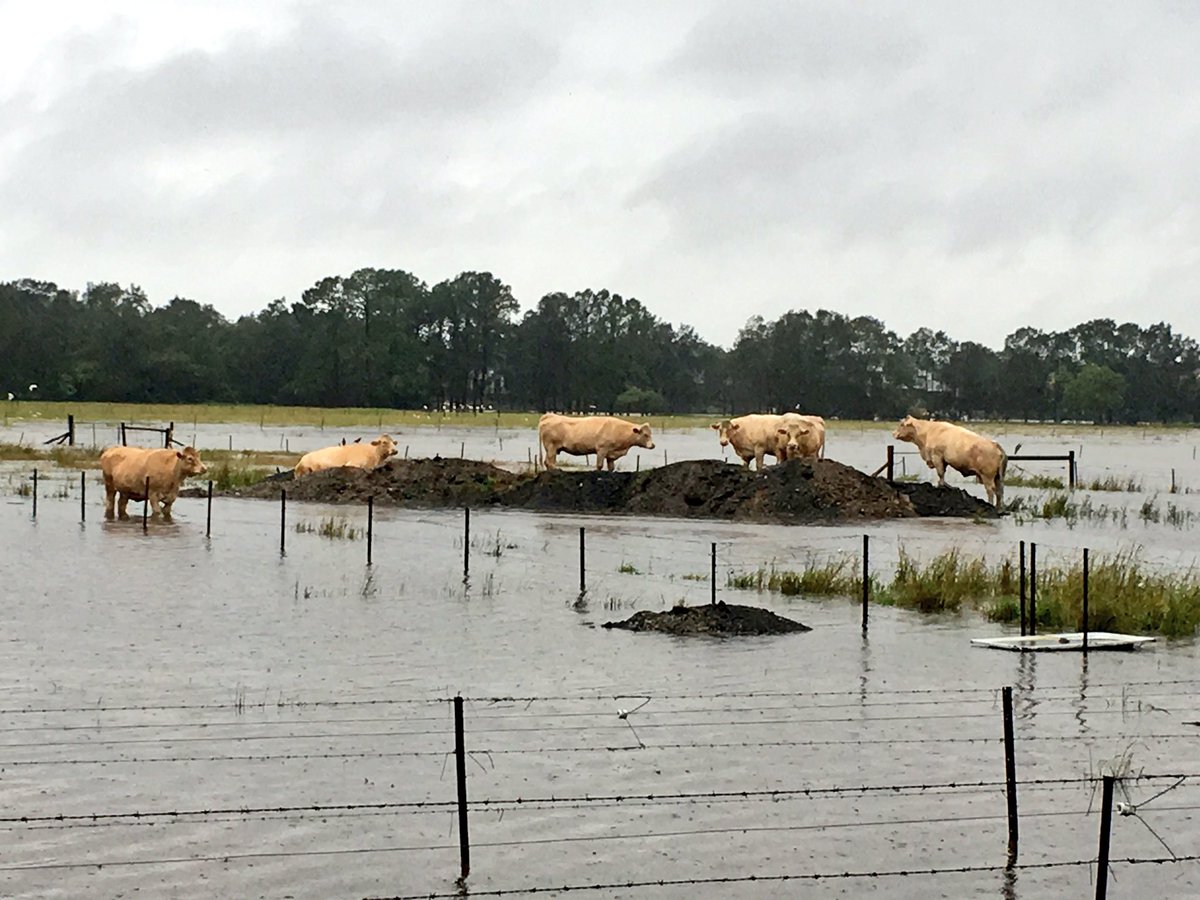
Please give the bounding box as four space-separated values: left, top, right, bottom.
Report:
1005 472 1065 490
295 516 362 541
728 546 1200 638
1084 474 1144 492
727 556 860 596
617 562 641 575
208 461 274 491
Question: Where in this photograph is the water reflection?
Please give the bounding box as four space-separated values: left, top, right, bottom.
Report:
1074 656 1091 737
1015 651 1039 724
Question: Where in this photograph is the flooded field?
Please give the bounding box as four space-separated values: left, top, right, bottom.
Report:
2 475 1200 898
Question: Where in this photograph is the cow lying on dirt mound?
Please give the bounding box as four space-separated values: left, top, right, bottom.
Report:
539 414 655 471
295 434 398 477
893 416 1007 507
100 446 208 520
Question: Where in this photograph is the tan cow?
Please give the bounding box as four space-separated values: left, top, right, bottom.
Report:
775 413 826 462
710 414 784 470
539 413 655 471
893 415 1007 507
294 434 398 477
100 445 208 520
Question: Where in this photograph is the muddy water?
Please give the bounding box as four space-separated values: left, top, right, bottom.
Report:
2 491 1199 898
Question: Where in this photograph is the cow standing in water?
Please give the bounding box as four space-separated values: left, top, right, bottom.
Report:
100 446 208 520
893 416 1007 508
294 434 398 477
538 414 655 471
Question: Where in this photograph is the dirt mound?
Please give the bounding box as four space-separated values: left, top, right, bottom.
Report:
602 601 811 636
229 458 997 523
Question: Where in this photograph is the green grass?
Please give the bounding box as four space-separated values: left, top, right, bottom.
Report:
618 562 642 574
727 546 1200 638
727 556 861 596
1084 474 1144 492
295 516 362 541
0 401 716 431
1005 472 1065 490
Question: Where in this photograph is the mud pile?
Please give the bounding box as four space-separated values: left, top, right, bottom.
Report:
602 601 811 636
234 458 998 523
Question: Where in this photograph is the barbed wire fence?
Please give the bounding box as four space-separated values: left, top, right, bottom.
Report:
3 682 1200 897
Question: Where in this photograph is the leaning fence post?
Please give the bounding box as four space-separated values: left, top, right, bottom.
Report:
1002 685 1019 865
1029 542 1037 636
206 480 213 538
1082 548 1089 654
454 694 471 882
1095 774 1115 900
579 526 586 595
1019 541 1027 636
861 534 870 632
710 542 717 605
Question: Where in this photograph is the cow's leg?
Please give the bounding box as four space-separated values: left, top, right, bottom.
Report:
754 449 765 470
103 478 116 520
932 455 947 486
542 442 558 469
117 493 130 520
605 457 616 472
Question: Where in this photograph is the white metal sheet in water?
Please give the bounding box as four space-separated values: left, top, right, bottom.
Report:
971 632 1156 652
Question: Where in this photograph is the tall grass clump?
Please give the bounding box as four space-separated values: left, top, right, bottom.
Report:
295 516 362 541
727 556 861 596
1085 474 1143 492
878 548 1000 612
209 461 274 491
1005 472 1065 490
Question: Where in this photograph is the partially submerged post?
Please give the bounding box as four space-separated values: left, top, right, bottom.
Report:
1095 775 1115 900
31 468 38 518
206 481 213 538
1029 542 1037 636
861 534 870 633
886 444 894 483
1002 685 1019 865
453 695 470 882
142 475 149 532
1068 449 1076 489
367 496 374 566
578 526 586 595
1019 541 1027 636
280 489 287 555
710 542 717 605
1082 548 1090 655
463 507 470 582
80 471 86 522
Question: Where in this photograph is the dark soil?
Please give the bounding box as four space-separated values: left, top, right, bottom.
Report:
602 601 811 636
229 458 998 523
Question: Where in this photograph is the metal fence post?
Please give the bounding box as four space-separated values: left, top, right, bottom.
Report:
454 695 471 882
1096 774 1115 900
1002 686 1019 865
861 534 870 633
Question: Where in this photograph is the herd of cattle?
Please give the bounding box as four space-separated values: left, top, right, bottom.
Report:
95 413 1008 521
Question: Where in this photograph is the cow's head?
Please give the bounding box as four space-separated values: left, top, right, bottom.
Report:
371 434 399 459
631 423 655 450
776 421 813 455
176 446 207 476
710 420 736 447
893 415 919 441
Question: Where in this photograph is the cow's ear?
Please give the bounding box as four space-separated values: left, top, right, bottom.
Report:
176 451 184 459
777 428 787 435
729 423 740 432
370 438 382 446
710 423 720 431
631 426 641 434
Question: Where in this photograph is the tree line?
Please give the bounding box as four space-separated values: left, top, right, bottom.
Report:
2 272 1197 423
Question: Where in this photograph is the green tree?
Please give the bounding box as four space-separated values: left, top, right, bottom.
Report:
1061 364 1126 423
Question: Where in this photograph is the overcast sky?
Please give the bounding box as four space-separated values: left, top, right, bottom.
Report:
2 1 1198 349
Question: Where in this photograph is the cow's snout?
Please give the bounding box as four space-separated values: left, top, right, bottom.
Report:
718 438 728 447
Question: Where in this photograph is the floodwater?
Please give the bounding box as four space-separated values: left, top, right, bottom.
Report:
6 416 1200 495
2 478 1200 899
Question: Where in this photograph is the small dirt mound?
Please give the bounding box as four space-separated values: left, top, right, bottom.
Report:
892 480 998 517
602 601 811 636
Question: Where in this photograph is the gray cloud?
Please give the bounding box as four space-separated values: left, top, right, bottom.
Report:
1 1 1200 348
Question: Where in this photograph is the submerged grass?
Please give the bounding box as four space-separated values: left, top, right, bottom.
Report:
295 516 362 541
727 547 1200 638
727 556 861 597
1005 472 1066 490
1084 474 1144 492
